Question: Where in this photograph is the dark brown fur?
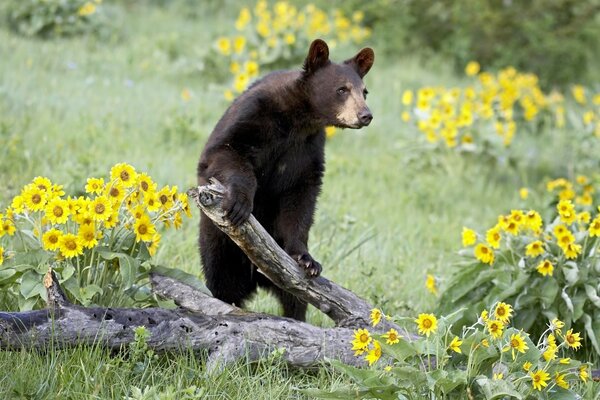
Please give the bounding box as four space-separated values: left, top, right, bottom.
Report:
197 39 374 321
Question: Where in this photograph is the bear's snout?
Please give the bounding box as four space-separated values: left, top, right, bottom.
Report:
358 109 373 126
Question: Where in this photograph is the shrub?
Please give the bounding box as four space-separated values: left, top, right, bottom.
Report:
0 163 194 310
208 0 371 99
4 0 106 37
307 307 593 399
439 175 600 357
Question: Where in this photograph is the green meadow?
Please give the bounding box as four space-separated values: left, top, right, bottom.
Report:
0 1 598 398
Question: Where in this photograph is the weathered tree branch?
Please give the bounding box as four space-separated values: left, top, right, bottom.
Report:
189 179 392 329
0 270 365 370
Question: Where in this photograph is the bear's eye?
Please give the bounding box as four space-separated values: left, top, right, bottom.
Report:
337 87 348 95
363 89 369 99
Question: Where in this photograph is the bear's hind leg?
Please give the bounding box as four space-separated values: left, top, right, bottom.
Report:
273 288 308 321
200 216 256 308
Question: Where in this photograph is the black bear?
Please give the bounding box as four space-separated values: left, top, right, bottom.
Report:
197 39 374 321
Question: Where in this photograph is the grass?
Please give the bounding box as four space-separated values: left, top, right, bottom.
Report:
0 1 597 398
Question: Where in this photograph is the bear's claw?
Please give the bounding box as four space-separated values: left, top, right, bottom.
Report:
294 253 322 277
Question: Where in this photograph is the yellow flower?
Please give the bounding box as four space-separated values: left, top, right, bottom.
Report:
325 126 336 138
479 310 489 324
559 358 571 365
564 329 582 350
245 61 259 78
42 228 62 251
571 85 586 104
0 218 16 237
89 196 112 222
415 313 438 337
557 200 576 224
23 185 47 211
519 187 529 200
507 333 528 359
365 340 382 366
536 260 554 277
462 227 477 246
224 89 234 101
0 246 3 265
370 308 382 327
235 7 251 30
284 33 296 45
147 233 161 256
481 339 490 348
522 361 532 372
530 370 550 391
465 61 480 76
145 192 161 212
401 90 413 106
554 372 569 389
233 36 246 54
550 318 565 332
44 197 70 225
425 274 437 295
579 365 589 382
493 373 503 380
78 2 96 17
137 173 157 195
216 37 231 55
486 319 504 339
494 302 513 323
351 328 372 355
85 177 104 195
449 336 463 354
134 215 156 243
486 226 502 249
10 195 25 214
589 217 600 237
111 163 137 188
78 223 99 249
474 243 494 265
59 233 84 258
524 210 543 233
382 328 400 345
563 243 581 259
234 72 250 93
181 88 191 102
525 240 544 257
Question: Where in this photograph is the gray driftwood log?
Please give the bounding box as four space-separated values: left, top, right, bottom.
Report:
0 269 363 370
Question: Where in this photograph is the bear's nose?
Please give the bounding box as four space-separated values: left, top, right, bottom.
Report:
358 110 373 126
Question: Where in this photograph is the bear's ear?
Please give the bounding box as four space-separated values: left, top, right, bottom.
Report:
303 39 330 75
345 47 374 78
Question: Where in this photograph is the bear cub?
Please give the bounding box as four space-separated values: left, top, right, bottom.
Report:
197 39 374 321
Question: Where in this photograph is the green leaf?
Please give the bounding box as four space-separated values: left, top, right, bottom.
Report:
571 291 586 321
475 376 523 400
427 369 467 394
562 262 579 286
300 388 370 399
79 284 103 306
150 265 212 296
581 313 600 355
96 249 139 290
0 268 18 284
537 278 559 308
379 339 417 363
584 284 600 308
19 270 45 300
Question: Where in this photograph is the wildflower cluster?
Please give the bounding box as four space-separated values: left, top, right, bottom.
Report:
440 175 600 356
0 163 192 309
213 1 370 99
401 63 600 157
326 306 592 399
6 0 104 37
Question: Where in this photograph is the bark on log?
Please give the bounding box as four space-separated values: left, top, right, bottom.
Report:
0 270 364 371
189 179 393 329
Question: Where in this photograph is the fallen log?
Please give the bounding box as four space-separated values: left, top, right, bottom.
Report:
0 269 363 370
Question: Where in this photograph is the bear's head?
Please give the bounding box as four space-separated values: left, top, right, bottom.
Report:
302 39 374 129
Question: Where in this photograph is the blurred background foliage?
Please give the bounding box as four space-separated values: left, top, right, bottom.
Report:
327 0 600 89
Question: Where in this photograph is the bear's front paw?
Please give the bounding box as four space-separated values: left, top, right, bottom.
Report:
222 191 253 227
293 253 322 277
